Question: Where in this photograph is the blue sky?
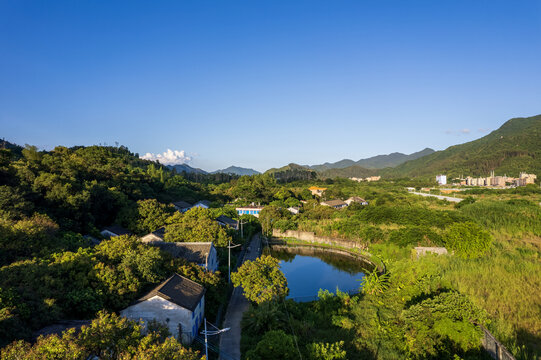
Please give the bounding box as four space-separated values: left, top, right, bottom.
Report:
1 0 540 172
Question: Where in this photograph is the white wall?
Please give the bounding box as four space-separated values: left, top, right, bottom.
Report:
120 295 205 344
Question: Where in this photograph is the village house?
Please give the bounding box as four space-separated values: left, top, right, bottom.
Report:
191 200 211 209
215 215 238 230
120 274 206 344
345 196 368 206
320 199 348 210
141 229 219 272
100 225 131 238
172 200 192 213
236 205 264 218
287 206 300 215
309 186 327 197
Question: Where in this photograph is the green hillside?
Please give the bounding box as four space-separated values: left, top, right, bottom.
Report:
319 165 378 179
385 114 541 179
265 163 317 182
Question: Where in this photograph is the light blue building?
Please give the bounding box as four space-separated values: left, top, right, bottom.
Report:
235 206 264 218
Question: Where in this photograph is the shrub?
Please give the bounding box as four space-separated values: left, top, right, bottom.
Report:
444 222 492 259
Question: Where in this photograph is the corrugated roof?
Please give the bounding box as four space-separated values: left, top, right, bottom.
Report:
138 274 206 311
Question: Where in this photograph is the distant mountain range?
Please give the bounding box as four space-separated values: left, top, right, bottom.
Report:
167 163 208 175
167 164 260 176
212 166 260 176
309 148 435 171
383 114 541 178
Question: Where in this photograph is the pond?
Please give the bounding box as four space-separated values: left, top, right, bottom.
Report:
266 245 372 302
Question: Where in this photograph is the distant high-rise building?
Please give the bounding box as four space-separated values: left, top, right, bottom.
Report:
436 174 447 185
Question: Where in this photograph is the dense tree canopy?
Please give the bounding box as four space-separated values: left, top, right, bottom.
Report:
231 255 288 304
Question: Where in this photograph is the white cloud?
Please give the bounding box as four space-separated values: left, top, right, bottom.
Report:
140 149 192 165
460 128 471 134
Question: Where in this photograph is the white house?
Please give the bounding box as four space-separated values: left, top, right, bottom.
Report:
121 274 206 344
100 225 131 238
287 206 300 215
344 197 368 206
320 199 348 210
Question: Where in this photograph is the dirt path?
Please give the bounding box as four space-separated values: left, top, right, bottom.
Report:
219 234 262 360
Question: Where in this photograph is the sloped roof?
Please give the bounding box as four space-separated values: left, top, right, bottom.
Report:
102 225 131 236
138 274 206 311
216 215 237 227
193 200 211 207
172 200 192 209
347 196 367 202
147 241 213 264
309 186 327 191
321 199 347 207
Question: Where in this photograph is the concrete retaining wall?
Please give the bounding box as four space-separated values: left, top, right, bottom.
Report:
272 229 365 249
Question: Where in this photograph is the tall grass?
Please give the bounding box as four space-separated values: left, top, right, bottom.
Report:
459 200 541 237
432 234 541 358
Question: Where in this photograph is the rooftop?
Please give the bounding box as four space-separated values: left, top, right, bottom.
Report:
321 199 347 207
137 274 206 311
172 200 192 209
102 225 131 236
147 241 214 264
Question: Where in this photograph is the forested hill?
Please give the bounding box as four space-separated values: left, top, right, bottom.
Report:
0 143 210 235
264 163 317 182
384 114 541 178
0 142 228 347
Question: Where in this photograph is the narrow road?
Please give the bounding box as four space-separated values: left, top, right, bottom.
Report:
219 234 262 360
411 191 463 203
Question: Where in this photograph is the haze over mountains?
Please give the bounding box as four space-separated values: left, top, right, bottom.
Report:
308 148 435 171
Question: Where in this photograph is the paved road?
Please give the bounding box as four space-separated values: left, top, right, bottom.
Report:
411 191 463 203
219 234 262 360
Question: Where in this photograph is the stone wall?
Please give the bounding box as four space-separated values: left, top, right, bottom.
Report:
272 229 365 249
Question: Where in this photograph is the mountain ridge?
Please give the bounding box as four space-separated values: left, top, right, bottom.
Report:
309 148 435 171
211 166 260 176
383 114 541 178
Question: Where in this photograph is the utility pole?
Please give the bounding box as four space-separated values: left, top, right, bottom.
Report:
228 239 241 283
200 318 230 359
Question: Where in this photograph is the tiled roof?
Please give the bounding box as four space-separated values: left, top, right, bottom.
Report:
147 241 213 264
321 199 347 207
138 274 206 311
216 215 237 227
102 225 131 236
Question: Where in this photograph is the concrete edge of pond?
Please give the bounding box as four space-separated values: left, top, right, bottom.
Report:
265 237 386 274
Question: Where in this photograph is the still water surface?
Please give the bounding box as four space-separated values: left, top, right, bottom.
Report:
268 246 370 301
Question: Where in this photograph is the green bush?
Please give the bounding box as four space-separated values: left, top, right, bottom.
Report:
245 330 297 360
444 222 492 258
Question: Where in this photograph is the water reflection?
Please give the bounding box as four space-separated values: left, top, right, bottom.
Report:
266 245 371 301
